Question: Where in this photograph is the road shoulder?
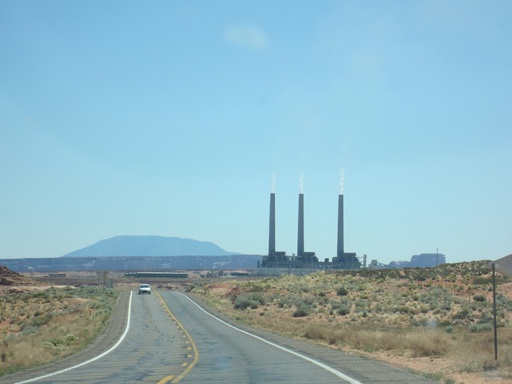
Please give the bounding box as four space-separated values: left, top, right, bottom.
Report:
2 290 131 384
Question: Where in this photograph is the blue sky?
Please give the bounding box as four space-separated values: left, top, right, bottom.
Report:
1 1 511 264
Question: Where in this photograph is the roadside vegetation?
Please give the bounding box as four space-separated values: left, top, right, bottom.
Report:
0 286 118 376
190 261 512 383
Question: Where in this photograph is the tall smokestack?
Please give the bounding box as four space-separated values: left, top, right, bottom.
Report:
337 193 344 258
337 171 345 259
297 193 304 257
268 192 276 256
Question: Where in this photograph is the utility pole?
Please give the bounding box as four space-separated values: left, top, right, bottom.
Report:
492 263 498 360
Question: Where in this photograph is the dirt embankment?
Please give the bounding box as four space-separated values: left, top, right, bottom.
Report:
0 265 47 292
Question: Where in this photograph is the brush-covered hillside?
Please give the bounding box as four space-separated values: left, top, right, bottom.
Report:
190 261 512 383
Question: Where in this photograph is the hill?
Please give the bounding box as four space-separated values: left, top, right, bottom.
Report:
0 266 44 288
62 235 236 257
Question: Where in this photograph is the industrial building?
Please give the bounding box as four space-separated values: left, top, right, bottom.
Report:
261 181 362 270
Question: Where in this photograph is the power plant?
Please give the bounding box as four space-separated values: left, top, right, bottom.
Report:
261 178 362 270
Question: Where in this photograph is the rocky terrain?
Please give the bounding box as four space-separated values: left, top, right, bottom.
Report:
0 266 45 288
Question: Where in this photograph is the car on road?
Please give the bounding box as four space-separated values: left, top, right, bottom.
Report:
138 284 151 295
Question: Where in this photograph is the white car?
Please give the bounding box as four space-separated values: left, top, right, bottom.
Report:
138 284 151 295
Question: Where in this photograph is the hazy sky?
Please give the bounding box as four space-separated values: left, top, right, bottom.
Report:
1 1 511 264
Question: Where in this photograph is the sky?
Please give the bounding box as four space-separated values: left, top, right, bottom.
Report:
1 1 511 264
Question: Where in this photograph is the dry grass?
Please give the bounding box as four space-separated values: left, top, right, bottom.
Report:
0 286 118 376
191 261 512 383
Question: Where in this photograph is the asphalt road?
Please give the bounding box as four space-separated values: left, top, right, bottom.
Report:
4 290 436 384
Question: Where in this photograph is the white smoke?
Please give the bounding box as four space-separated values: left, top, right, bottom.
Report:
299 174 304 194
339 170 344 195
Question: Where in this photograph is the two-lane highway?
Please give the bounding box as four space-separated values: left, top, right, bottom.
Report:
9 291 196 384
160 291 358 383
5 290 436 383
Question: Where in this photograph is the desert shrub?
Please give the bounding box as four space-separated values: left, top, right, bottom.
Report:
64 334 79 345
473 294 486 302
304 324 349 345
396 305 412 314
33 290 50 299
416 273 428 282
473 276 492 285
458 347 500 373
247 284 265 292
354 299 369 313
337 286 348 296
233 293 266 310
341 329 401 352
453 308 470 320
293 305 311 317
299 285 310 293
304 324 329 340
469 323 493 332
20 326 39 336
275 293 303 309
478 310 493 324
28 314 52 328
337 304 350 316
496 295 512 312
185 283 199 292
45 337 66 348
408 333 449 357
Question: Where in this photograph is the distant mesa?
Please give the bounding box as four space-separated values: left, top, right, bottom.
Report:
0 236 255 273
62 235 237 258
388 253 446 268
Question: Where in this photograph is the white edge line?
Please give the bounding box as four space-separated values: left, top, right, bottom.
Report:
176 292 362 384
16 291 133 384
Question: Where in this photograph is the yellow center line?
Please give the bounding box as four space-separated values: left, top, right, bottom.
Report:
155 292 199 384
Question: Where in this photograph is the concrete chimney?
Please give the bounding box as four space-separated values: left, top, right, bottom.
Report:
337 193 344 258
268 192 276 256
297 193 304 257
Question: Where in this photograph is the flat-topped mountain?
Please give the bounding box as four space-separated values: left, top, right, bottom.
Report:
62 235 236 257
